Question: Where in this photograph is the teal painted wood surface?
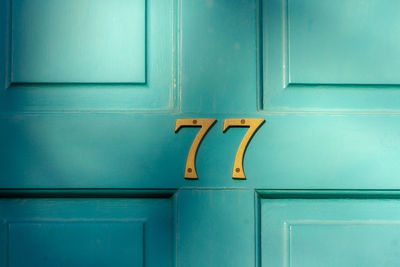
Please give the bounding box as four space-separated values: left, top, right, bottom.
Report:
12 0 146 83
2 113 400 189
263 0 400 111
0 0 175 111
176 189 256 267
288 0 400 84
0 198 173 267
9 222 143 266
180 0 259 113
261 198 400 266
1 0 400 266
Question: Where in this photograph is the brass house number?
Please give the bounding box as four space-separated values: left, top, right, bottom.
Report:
175 118 265 179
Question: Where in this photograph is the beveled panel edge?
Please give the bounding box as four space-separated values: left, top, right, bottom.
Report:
262 0 400 113
1 0 180 113
0 189 177 198
256 0 264 111
284 0 400 88
282 0 400 89
257 189 400 199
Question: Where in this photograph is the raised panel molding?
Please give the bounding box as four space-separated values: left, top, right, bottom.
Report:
263 0 400 112
0 197 173 267
287 222 400 267
261 197 400 267
0 0 177 112
288 0 400 85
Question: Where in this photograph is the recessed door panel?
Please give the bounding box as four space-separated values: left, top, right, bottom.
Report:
0 0 175 111
12 0 146 83
288 0 400 85
261 198 400 267
263 0 400 111
0 198 173 267
8 221 143 267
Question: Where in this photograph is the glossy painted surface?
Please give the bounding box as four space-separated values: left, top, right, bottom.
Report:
12 0 146 83
264 0 400 111
2 113 400 189
288 0 400 84
0 197 173 267
261 197 400 267
1 0 175 111
9 222 143 266
1 0 400 266
176 190 256 267
180 0 259 113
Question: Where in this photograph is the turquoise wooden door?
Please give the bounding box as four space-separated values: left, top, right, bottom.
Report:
2 0 400 266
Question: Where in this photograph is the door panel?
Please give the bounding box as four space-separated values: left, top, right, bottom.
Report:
0 0 175 111
0 197 173 267
263 0 400 111
8 221 143 267
261 195 400 267
288 0 400 85
12 0 146 83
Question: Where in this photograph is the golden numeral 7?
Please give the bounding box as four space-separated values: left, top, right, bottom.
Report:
175 119 217 179
223 118 265 179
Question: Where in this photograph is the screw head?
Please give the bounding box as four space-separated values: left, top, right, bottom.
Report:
235 168 240 173
192 120 197 124
240 119 245 124
187 168 192 173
